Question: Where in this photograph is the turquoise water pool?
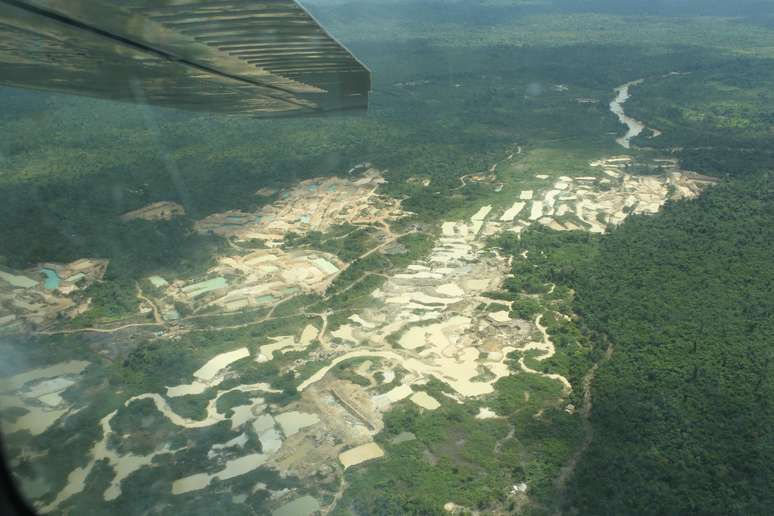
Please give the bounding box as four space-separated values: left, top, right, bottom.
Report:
40 268 61 290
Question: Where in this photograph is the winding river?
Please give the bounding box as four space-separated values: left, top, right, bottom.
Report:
610 79 646 149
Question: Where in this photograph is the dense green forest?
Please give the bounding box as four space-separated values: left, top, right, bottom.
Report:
4 0 774 283
565 173 774 514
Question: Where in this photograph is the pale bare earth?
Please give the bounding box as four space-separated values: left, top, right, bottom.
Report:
15 119 718 513
194 169 403 245
0 361 90 437
120 202 185 222
0 259 108 331
339 443 385 469
158 248 344 316
496 156 713 236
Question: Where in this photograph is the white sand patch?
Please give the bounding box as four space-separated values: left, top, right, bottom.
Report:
332 324 358 343
166 382 209 397
519 190 534 200
299 324 319 345
4 361 89 391
544 190 561 210
529 201 544 220
209 433 249 458
256 336 297 363
43 411 179 509
24 378 75 401
259 428 283 454
395 271 443 280
516 315 573 395
194 348 250 381
373 384 413 409
5 406 69 436
410 391 440 410
275 411 320 437
349 314 376 328
172 473 210 495
500 202 526 222
219 453 268 480
230 398 266 430
535 175 549 179
436 283 465 297
463 278 491 291
252 414 276 434
441 222 457 236
471 206 492 222
128 393 224 429
489 311 510 323
541 218 566 231
400 325 443 350
339 443 384 469
172 453 268 495
381 369 396 384
386 292 461 306
475 408 499 420
1 361 90 436
298 351 405 392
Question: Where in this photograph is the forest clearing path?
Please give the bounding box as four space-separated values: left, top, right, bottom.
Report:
553 344 614 514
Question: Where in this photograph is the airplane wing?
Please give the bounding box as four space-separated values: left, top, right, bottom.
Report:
0 0 370 115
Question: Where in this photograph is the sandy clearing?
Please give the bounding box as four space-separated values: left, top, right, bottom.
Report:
529 201 544 220
299 324 319 345
349 314 376 328
436 283 465 297
373 384 414 410
471 206 493 222
4 361 89 391
332 324 358 343
172 452 268 495
298 351 405 391
475 408 499 419
194 348 250 381
544 190 562 209
516 315 572 396
256 336 297 363
489 311 511 323
410 391 441 410
275 411 320 437
339 443 384 469
441 222 457 236
500 201 526 222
